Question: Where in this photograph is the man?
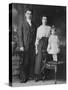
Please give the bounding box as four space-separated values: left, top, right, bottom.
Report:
18 9 36 83
35 16 51 81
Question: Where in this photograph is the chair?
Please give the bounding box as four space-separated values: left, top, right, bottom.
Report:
41 50 65 84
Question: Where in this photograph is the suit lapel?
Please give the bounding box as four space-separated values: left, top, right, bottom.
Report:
24 20 34 36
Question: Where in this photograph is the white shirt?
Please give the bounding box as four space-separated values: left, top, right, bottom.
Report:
35 25 51 45
26 19 32 26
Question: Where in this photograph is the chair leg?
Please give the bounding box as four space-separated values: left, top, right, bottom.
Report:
55 65 57 84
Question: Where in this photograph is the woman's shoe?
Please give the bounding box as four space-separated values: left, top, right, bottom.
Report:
34 74 40 82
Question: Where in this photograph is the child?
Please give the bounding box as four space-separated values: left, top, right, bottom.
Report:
47 25 60 62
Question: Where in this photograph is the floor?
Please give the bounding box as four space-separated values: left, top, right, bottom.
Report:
12 79 66 87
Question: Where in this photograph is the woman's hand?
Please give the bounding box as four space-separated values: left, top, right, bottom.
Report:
47 44 50 53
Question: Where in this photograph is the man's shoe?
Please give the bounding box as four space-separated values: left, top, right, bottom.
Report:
20 79 28 83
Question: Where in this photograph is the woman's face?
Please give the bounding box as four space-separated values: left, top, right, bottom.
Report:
42 17 47 25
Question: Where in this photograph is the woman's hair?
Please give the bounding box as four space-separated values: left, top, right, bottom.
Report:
42 16 47 20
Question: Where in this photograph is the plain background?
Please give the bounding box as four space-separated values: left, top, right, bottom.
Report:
0 0 68 89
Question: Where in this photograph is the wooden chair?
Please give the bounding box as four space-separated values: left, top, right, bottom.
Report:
41 50 65 84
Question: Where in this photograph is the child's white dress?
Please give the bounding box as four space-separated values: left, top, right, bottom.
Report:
47 35 60 54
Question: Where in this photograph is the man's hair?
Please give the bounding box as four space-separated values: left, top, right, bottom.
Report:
24 8 32 14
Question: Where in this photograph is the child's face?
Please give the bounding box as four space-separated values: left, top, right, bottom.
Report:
51 28 55 35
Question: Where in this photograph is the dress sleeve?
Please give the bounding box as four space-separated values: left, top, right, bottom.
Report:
48 26 51 37
35 28 40 46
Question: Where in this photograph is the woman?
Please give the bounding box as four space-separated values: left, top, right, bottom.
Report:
34 16 51 81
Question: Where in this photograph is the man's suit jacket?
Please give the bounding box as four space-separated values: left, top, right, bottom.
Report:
18 19 36 51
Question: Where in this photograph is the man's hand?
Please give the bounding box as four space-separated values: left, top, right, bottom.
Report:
20 47 24 51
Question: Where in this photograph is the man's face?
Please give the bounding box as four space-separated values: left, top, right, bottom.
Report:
25 10 32 19
42 17 47 25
